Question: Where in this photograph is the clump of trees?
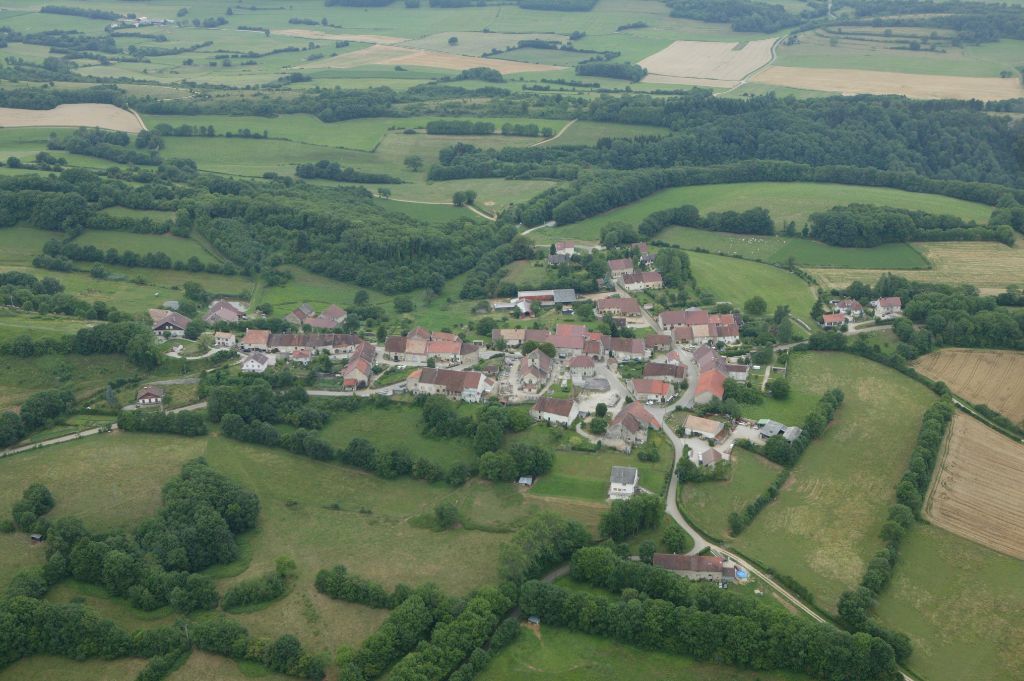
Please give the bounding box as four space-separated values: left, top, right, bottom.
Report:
575 61 646 81
498 512 590 583
222 557 296 611
117 410 208 436
809 203 1012 247
598 493 661 541
639 204 773 237
191 618 324 679
10 483 55 533
295 160 402 184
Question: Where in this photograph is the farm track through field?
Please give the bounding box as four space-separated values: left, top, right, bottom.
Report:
529 119 576 147
914 349 1024 423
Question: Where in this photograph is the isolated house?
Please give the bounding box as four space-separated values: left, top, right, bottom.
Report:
608 466 639 500
530 396 579 427
821 313 845 328
833 299 864 319
149 309 190 337
607 402 660 449
136 385 164 406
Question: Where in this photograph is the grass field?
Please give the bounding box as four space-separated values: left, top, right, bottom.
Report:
810 241 1024 295
731 352 935 610
657 227 929 269
74 231 221 265
924 413 1024 560
547 120 668 146
0 309 93 343
0 656 148 681
874 524 1024 681
531 182 992 241
0 353 140 412
688 252 816 325
913 349 1024 423
319 403 480 469
0 226 62 266
479 625 813 681
679 447 783 539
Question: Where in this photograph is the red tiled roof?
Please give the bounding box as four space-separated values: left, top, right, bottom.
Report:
608 258 633 272
609 401 660 433
622 271 662 286
633 378 671 397
653 554 724 572
532 396 576 417
695 370 726 399
242 328 271 346
597 296 642 315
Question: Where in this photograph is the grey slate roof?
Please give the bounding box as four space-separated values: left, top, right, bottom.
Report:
610 466 638 485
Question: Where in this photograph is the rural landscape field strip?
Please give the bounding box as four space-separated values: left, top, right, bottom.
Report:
0 104 144 132
914 349 1024 422
639 38 776 86
752 65 1024 100
925 414 1024 560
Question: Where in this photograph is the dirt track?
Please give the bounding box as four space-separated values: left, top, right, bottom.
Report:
753 65 1023 100
0 104 145 132
915 349 1024 422
925 414 1024 560
295 43 562 75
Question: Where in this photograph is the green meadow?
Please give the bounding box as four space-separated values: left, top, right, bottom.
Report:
688 251 816 325
74 231 221 264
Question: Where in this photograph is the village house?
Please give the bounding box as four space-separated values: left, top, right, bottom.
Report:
204 299 246 324
530 396 579 427
604 336 647 361
136 385 164 406
659 308 741 331
632 378 673 403
607 401 660 449
149 309 190 338
407 368 495 402
607 258 634 278
698 447 725 467
285 303 347 329
567 355 596 380
644 334 672 353
384 328 479 365
267 333 361 356
284 303 315 326
652 554 736 582
290 348 312 365
213 331 236 348
833 298 864 319
643 362 687 383
622 271 663 292
632 242 655 266
242 352 275 374
518 348 553 391
694 370 726 403
671 321 741 345
873 296 903 319
682 414 726 440
693 345 749 382
550 333 586 358
596 296 643 318
491 328 526 348
608 465 639 500
821 313 846 329
555 240 576 256
547 253 570 266
241 329 271 352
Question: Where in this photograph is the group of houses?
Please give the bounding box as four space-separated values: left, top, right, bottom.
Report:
492 289 578 317
406 367 495 402
491 324 649 362
240 329 363 356
203 299 248 325
384 328 480 366
607 244 664 292
284 303 348 330
529 396 662 453
693 345 749 404
824 296 902 327
658 308 741 346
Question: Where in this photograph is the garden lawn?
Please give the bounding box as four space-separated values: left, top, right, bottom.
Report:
874 524 1024 681
687 252 816 326
680 447 783 540
478 626 812 681
319 402 481 469
731 352 935 611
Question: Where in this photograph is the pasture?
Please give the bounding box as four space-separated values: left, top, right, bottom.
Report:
0 104 143 132
0 227 65 266
688 252 816 325
74 231 220 265
809 241 1024 295
874 524 1024 681
679 447 783 539
296 44 565 75
534 181 991 240
479 626 812 681
0 310 93 343
731 352 935 610
0 353 139 413
913 349 1024 423
924 413 1024 560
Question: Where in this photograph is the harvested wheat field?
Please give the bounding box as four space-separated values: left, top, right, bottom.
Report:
925 414 1024 559
915 349 1024 422
0 104 144 132
753 66 1023 100
809 242 1024 295
640 38 775 87
295 44 562 74
274 29 405 44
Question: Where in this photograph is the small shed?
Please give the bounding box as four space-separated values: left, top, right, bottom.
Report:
517 476 535 487
527 615 541 625
29 533 44 543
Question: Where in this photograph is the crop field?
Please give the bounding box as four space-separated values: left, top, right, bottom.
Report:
479 626 811 681
0 104 143 132
874 524 1024 681
913 349 1024 422
732 352 935 610
657 227 928 269
752 65 1023 100
809 242 1024 295
639 38 776 87
924 414 1024 560
688 252 816 325
74 231 220 265
534 181 991 241
298 44 565 75
319 403 480 469
679 447 783 539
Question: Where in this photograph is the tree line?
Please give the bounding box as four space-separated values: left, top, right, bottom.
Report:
809 203 1012 247
39 238 235 276
295 160 402 184
640 204 774 237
